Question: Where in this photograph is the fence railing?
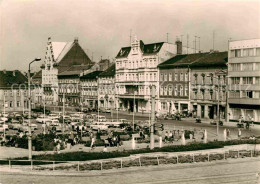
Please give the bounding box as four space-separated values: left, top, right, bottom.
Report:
1 149 259 172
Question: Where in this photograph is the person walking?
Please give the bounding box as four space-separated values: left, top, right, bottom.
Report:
90 132 95 150
238 129 242 139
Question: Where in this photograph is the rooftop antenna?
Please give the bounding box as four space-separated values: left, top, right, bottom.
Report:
187 34 189 54
166 33 169 43
130 29 132 44
194 36 197 53
198 37 200 52
213 31 215 51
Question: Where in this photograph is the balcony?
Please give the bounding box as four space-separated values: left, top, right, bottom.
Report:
228 98 260 105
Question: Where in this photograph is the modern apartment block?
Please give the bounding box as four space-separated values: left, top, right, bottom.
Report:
115 36 184 113
228 39 260 122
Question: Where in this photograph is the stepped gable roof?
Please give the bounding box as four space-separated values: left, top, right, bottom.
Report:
0 70 27 88
99 64 115 77
116 41 165 58
189 51 228 68
80 71 103 80
158 53 208 69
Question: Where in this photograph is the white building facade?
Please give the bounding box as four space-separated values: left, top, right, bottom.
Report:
115 36 182 113
228 38 260 122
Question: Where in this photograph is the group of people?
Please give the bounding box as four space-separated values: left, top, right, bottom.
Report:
238 115 254 129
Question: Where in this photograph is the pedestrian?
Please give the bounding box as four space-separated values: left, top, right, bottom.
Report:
117 134 121 146
251 117 254 127
103 145 108 152
227 129 230 138
238 129 242 139
90 132 95 149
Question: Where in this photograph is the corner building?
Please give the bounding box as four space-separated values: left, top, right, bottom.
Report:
228 39 260 122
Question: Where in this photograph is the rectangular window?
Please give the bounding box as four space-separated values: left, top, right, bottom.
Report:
185 73 188 81
255 77 260 85
255 63 260 71
180 86 183 96
174 86 178 96
235 49 241 57
180 73 183 81
160 86 163 95
243 49 249 57
169 86 172 96
256 48 260 56
230 50 235 58
230 63 241 71
164 86 167 95
169 73 172 81
185 85 188 96
17 101 20 107
164 74 167 81
243 77 253 84
9 101 12 108
242 63 253 71
160 74 163 81
174 73 178 81
231 77 240 84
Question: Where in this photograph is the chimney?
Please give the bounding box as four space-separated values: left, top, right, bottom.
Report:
74 37 78 43
175 38 182 55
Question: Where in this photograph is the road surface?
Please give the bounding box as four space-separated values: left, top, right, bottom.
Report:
0 158 259 184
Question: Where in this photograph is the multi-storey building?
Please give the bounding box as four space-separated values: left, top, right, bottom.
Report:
42 37 92 105
158 53 206 114
98 64 116 110
115 36 184 113
80 71 102 109
58 65 92 107
190 52 228 119
31 71 43 107
228 39 260 122
0 70 31 112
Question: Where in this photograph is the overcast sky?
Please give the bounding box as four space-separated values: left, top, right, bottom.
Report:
0 0 259 72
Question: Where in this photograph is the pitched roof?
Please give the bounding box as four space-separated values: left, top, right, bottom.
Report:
51 42 74 62
116 41 165 58
58 64 93 78
158 53 208 68
80 71 102 80
0 70 27 88
116 47 131 58
32 70 42 79
158 51 228 69
99 64 115 77
189 51 228 68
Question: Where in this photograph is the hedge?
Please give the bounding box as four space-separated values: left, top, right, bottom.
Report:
15 139 259 161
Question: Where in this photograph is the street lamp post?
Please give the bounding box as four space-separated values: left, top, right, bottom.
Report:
207 71 226 140
28 58 41 160
150 85 156 150
133 91 136 131
43 94 46 135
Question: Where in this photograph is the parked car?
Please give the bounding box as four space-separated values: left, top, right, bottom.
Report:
210 120 223 126
48 114 59 120
36 115 50 123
